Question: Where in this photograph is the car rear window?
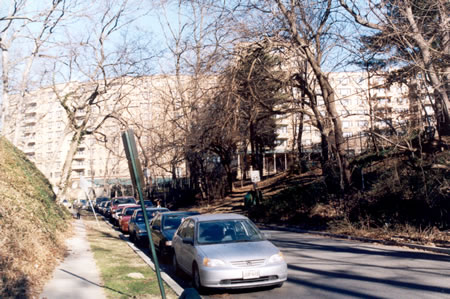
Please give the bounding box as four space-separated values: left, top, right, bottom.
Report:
124 207 138 216
163 215 184 230
114 197 135 204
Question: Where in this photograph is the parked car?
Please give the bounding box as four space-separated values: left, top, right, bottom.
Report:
112 203 138 226
61 199 71 209
76 199 88 210
119 205 141 233
98 201 109 215
128 207 169 245
110 196 135 219
150 211 200 259
104 201 113 218
172 213 287 290
94 197 109 212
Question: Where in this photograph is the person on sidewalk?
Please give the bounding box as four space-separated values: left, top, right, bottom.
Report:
76 205 81 219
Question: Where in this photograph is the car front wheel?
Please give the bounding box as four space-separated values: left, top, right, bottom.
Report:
192 263 203 291
172 254 180 275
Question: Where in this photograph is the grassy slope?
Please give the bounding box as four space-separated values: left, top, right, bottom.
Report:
0 136 71 298
191 151 449 247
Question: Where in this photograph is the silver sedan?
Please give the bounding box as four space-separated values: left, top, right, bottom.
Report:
172 213 287 290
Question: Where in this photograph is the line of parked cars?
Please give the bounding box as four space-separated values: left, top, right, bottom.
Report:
94 196 288 291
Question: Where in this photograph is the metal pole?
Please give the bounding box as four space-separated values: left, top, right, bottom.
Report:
122 130 166 299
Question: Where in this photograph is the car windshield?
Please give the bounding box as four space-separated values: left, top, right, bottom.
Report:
114 197 135 205
96 197 108 204
163 215 184 230
135 209 169 222
197 219 264 245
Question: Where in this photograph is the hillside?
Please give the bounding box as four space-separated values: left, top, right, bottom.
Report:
0 137 71 298
191 150 450 248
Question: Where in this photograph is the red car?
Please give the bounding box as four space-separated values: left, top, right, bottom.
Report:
110 196 135 219
119 205 141 233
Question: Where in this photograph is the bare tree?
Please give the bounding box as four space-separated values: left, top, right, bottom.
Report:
262 0 352 191
0 0 67 140
339 0 450 137
47 0 152 200
148 0 237 199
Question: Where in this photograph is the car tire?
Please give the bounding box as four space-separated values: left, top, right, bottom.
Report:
192 263 203 291
173 253 181 275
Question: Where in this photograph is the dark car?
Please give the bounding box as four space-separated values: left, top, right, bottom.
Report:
128 207 169 245
98 201 109 215
150 211 200 259
104 201 113 218
94 197 109 212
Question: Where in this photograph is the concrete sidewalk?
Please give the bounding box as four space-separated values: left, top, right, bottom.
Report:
40 219 106 299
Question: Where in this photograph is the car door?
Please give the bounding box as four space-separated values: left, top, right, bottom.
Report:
173 219 189 270
128 211 138 235
151 214 162 249
178 219 196 274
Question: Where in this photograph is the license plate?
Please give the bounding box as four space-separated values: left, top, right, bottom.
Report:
243 270 260 279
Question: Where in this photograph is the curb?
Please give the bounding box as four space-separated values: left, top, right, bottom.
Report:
258 224 450 256
120 236 184 296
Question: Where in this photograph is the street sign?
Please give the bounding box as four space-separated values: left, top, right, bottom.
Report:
121 129 166 299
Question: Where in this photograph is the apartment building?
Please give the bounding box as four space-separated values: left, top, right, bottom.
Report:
2 72 427 198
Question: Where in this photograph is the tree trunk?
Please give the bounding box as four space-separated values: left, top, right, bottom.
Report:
57 128 83 201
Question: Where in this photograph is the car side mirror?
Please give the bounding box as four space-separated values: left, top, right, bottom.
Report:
182 238 193 245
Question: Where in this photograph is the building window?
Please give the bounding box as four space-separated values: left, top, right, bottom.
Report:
340 88 351 96
278 125 288 134
377 97 390 105
342 121 352 128
275 139 287 147
343 132 353 138
358 120 368 127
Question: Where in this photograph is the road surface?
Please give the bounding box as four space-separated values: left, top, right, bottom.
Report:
156 229 450 299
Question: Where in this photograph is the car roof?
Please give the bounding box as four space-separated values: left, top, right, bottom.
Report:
159 211 199 217
135 207 169 212
187 213 248 222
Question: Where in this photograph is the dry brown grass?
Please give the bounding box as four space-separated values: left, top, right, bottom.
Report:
187 165 450 248
0 137 72 298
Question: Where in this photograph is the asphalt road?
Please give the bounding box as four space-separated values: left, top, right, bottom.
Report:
150 229 450 299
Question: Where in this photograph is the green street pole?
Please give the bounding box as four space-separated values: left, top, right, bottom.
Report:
122 129 166 299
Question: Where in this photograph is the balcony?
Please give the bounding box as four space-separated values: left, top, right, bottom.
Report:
74 150 86 160
72 162 86 170
75 109 87 119
24 113 37 125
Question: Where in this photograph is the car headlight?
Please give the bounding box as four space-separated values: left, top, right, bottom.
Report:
203 257 226 267
165 241 172 246
267 252 284 264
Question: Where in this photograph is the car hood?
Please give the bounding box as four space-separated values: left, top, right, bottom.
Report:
197 240 280 261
